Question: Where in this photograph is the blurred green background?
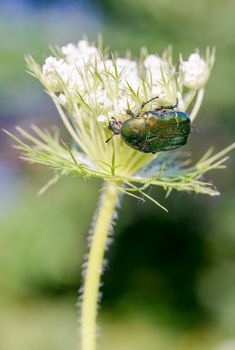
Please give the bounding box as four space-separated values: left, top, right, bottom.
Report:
0 1 234 349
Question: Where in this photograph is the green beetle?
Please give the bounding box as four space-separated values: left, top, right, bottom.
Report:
106 96 191 154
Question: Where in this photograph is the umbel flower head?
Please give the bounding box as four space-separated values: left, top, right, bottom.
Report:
6 38 234 210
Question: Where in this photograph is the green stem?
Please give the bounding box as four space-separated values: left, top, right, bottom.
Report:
80 182 120 350
190 88 205 121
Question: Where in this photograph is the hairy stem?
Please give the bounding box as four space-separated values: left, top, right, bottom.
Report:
80 182 120 350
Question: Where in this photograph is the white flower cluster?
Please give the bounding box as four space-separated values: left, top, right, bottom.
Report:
180 53 210 90
21 41 233 208
41 39 214 126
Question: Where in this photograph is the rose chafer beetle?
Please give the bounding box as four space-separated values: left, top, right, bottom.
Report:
106 96 191 154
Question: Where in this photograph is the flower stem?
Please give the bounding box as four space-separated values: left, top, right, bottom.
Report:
190 88 205 121
80 182 120 350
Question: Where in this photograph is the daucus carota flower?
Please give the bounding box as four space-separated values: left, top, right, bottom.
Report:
180 51 213 90
6 38 234 350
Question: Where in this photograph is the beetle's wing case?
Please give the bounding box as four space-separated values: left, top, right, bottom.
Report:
120 111 191 153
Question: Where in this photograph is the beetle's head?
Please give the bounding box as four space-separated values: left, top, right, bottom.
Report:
108 117 122 135
106 117 122 143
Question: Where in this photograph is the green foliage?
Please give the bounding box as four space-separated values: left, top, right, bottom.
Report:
0 177 98 297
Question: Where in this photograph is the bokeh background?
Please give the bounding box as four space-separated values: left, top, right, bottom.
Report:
0 1 234 349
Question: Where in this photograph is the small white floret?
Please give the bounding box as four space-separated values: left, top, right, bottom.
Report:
180 53 209 89
97 114 109 126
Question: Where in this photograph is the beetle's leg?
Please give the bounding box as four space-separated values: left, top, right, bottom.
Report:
155 98 178 112
126 109 135 118
141 96 159 108
106 133 115 143
137 96 159 117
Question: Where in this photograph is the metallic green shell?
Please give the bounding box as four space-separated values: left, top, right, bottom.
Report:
120 111 191 153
